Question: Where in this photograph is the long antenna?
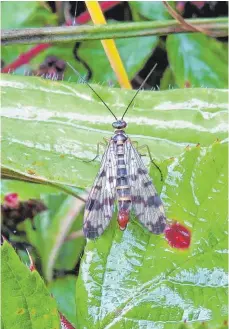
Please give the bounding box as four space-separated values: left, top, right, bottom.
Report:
67 62 118 120
121 63 157 120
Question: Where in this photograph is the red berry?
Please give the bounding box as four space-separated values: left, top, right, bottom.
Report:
165 222 191 249
4 193 19 208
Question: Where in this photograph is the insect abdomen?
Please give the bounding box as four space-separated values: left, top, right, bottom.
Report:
116 142 131 230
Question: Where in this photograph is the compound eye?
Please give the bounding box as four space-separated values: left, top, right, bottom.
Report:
121 121 127 128
112 120 127 129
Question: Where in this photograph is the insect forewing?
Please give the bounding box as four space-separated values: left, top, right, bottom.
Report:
84 141 117 239
125 141 166 234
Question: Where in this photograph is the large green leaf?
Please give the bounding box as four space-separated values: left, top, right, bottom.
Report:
1 74 227 189
76 142 228 329
166 33 228 88
1 241 60 329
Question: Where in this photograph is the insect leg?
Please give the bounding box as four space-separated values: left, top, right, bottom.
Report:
131 141 139 148
85 142 107 163
103 137 110 143
137 144 163 181
132 141 146 157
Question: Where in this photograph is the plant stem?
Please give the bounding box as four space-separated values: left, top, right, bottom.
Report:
2 17 227 46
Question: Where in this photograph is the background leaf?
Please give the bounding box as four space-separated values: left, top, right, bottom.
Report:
24 194 85 281
1 241 60 329
2 0 158 85
1 74 227 189
160 67 177 90
129 1 172 21
166 33 228 88
49 276 77 327
1 2 57 75
1 1 38 29
1 1 57 29
23 33 159 84
76 142 228 329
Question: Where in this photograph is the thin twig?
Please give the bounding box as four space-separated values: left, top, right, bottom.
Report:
163 1 212 36
1 18 227 46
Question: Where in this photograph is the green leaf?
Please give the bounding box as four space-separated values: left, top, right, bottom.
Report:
160 66 177 90
54 209 85 271
1 240 60 329
76 142 228 329
166 33 228 88
129 1 172 21
49 276 77 327
24 193 85 281
1 74 227 188
1 1 57 29
23 4 57 28
78 35 159 83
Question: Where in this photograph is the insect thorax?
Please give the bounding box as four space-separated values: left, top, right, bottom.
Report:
112 130 128 143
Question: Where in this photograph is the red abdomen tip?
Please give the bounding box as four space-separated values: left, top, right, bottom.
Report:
165 222 191 249
118 210 129 230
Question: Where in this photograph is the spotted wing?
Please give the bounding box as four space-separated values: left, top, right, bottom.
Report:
125 141 166 234
83 141 117 239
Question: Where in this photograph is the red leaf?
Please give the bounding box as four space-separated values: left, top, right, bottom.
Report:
60 313 75 329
